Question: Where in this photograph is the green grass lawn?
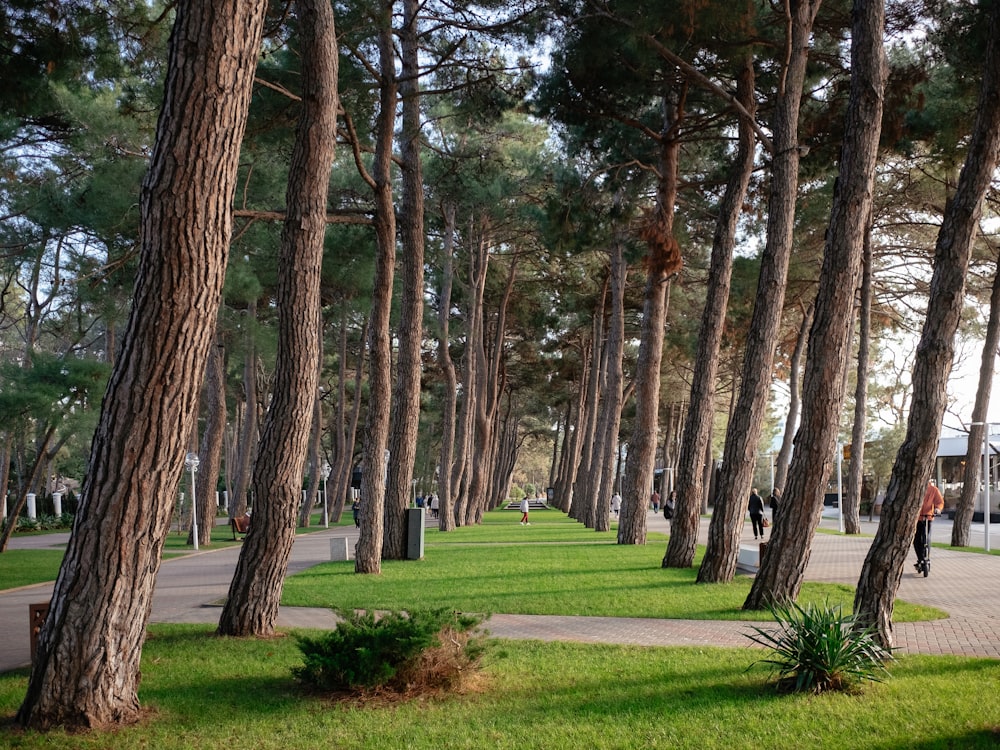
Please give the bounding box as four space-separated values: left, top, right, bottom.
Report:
1 624 998 749
282 509 942 622
0 508 988 748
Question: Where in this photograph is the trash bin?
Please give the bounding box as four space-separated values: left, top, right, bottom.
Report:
29 602 49 662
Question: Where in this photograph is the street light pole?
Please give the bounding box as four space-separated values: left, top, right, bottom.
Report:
185 452 200 551
322 462 331 528
985 427 992 553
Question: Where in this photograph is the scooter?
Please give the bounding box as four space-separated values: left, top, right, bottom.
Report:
915 514 936 578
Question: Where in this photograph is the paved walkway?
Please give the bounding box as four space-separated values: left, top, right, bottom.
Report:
2 511 999 673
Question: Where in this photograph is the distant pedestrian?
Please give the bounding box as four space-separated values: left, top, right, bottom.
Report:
352 498 361 528
663 490 676 521
768 488 781 525
611 492 622 518
651 490 660 513
429 493 439 518
748 488 765 540
520 497 531 525
914 480 944 572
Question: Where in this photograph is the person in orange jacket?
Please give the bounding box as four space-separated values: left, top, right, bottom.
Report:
914 480 945 571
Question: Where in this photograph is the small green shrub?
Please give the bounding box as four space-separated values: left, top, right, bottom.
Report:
293 608 485 694
746 600 891 694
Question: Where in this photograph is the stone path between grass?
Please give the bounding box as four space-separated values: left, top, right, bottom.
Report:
2 511 999 674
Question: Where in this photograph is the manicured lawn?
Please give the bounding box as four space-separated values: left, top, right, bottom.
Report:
1 624 998 749
282 509 943 622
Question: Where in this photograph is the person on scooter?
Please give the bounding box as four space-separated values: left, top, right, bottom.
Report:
914 479 945 572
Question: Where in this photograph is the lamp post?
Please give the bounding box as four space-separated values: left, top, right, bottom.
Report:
971 422 991 553
322 462 331 528
185 452 200 551
985 428 992 553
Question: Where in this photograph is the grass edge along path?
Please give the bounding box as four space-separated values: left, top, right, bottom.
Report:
1 624 999 749
282 508 944 623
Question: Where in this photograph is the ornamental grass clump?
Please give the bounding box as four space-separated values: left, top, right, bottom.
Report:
746 600 891 694
293 608 486 696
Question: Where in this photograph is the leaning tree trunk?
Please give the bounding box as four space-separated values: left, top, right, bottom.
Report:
17 0 268 729
618 94 683 546
356 7 398 573
217 0 338 636
845 225 875 534
855 0 1000 646
298 361 324 528
383 0 425 559
665 51 755 567
746 0 885 609
952 262 1000 546
697 0 822 584
773 303 812 494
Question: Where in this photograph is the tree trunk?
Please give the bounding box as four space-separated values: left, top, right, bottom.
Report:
746 0 885 607
384 0 425 559
619 93 682 545
774 303 812 494
665 52 755 567
17 0 268 728
845 226 875 534
591 237 628 533
855 0 1000 646
436 203 459 532
574 285 606 528
218 0 338 635
232 301 259 519
356 6 397 573
952 262 1000 546
298 355 323 528
330 315 367 523
192 339 226 546
697 0 822 584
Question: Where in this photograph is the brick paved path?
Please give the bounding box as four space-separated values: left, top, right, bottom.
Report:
2 511 998 673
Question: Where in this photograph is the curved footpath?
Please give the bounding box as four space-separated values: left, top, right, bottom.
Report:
2 512 998 673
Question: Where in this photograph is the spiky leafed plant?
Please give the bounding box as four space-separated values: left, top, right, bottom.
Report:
746 600 892 694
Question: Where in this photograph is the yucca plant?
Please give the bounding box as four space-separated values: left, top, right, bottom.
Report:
746 600 892 694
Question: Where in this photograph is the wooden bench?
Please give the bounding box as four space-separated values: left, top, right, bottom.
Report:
230 514 251 540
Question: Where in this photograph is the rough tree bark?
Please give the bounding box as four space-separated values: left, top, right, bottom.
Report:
618 93 683 546
697 0 822 584
745 0 885 608
218 0 338 635
854 3 1000 648
17 0 268 728
845 226 875 534
384 0 425 558
665 52 755 567
356 4 397 572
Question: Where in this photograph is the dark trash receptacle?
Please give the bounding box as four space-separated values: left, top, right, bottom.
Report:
30 602 49 662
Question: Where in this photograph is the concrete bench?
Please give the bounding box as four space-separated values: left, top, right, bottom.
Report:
330 537 353 561
736 544 760 574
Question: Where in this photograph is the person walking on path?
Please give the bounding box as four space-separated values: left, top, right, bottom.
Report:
520 497 531 525
768 487 781 525
611 492 622 518
650 490 660 513
914 480 944 572
748 488 765 540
